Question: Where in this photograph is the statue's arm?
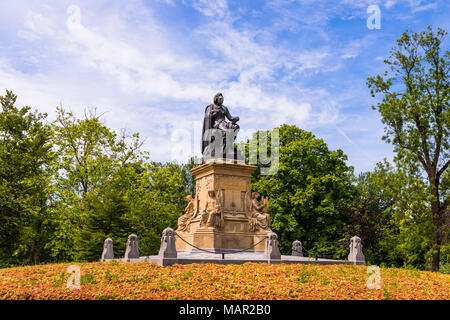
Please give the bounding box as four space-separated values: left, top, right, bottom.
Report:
224 106 239 123
184 202 193 213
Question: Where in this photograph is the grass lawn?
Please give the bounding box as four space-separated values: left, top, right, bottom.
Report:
0 262 448 300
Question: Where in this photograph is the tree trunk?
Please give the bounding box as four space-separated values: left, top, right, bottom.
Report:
30 241 41 265
30 220 42 265
429 242 440 272
428 176 442 272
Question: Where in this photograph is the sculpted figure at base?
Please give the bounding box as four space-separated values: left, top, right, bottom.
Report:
200 190 223 229
177 195 196 232
245 191 271 232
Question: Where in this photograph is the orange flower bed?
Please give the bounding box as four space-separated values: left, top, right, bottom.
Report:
0 262 448 300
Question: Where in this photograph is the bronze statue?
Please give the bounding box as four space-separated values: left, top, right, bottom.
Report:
202 93 240 160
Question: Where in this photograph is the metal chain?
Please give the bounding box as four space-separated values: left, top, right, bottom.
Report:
139 248 152 256
174 232 267 256
174 233 220 254
110 237 349 260
301 245 345 259
113 250 121 257
222 236 267 255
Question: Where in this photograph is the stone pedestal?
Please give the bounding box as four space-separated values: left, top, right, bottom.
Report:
265 232 281 262
176 159 271 252
348 235 365 265
101 238 114 261
292 240 303 257
159 227 177 258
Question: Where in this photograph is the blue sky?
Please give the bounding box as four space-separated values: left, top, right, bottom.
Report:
1 0 449 173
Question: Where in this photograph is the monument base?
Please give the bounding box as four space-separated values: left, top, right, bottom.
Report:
175 160 271 252
176 225 268 252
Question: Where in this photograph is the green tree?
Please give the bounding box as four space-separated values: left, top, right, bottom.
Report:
179 156 200 197
367 26 449 271
348 160 433 269
127 161 188 255
346 161 399 267
247 124 355 256
49 107 146 261
48 107 189 261
76 166 135 261
0 90 54 266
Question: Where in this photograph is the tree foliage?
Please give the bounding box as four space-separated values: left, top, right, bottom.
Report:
347 160 435 269
246 125 355 256
0 90 54 266
48 107 189 261
367 26 449 271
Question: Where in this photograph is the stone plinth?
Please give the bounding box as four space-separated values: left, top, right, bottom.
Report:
176 160 271 252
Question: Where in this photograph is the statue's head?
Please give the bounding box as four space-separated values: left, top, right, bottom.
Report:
214 93 224 106
252 192 259 199
208 190 216 198
186 195 193 201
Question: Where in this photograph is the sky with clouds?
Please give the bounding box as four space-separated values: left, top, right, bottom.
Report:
1 0 449 173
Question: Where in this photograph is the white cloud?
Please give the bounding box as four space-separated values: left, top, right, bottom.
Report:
385 0 396 9
2 1 315 162
189 0 229 18
18 10 54 40
410 1 437 12
1 0 418 171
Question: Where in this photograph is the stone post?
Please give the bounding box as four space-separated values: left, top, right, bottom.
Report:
156 227 178 266
124 233 140 260
159 227 177 258
292 240 303 257
264 232 281 262
101 238 114 261
348 235 365 265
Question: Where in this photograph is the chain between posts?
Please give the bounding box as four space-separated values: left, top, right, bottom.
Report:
139 249 152 256
302 241 350 260
174 232 267 259
113 250 121 258
111 237 349 260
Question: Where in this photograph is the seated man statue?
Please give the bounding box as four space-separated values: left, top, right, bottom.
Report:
201 93 240 160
